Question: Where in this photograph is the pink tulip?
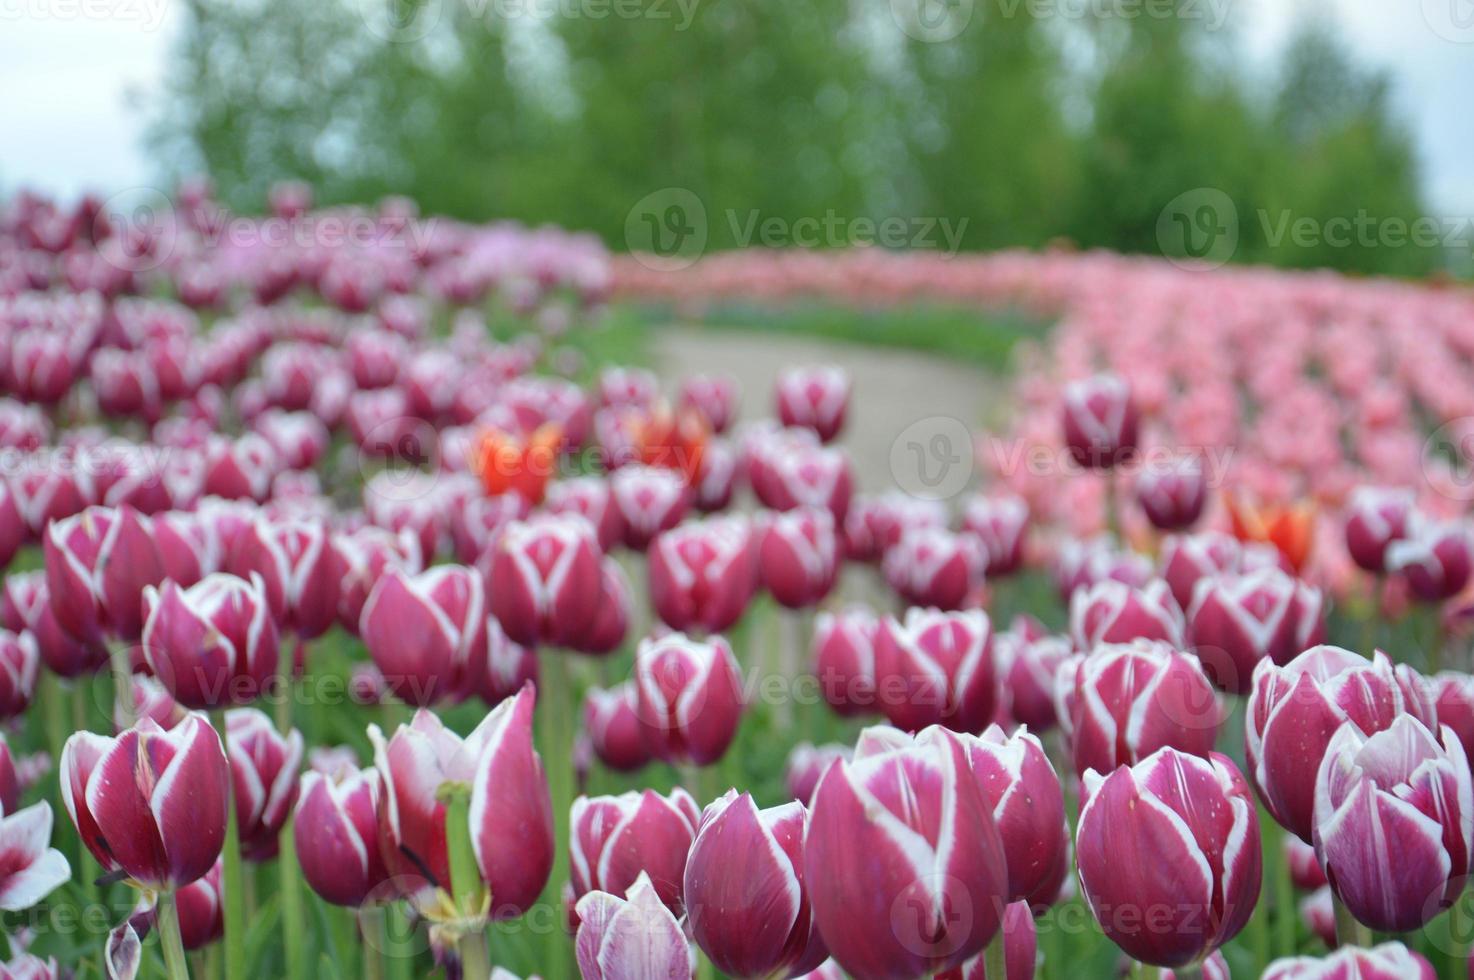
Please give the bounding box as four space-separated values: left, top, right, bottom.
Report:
226 517 342 640
121 675 187 732
152 511 221 588
873 608 997 734
224 708 304 861
578 558 633 657
570 788 700 914
1077 748 1261 968
0 734 17 815
1158 532 1249 611
1312 715 1471 932
293 762 389 907
1435 671 1474 764
332 525 422 634
8 467 93 539
678 373 738 434
1387 518 1474 602
843 492 946 563
575 872 694 980
141 573 280 709
252 410 329 472
1284 835 1327 891
60 712 228 889
996 628 1070 732
487 514 604 648
962 494 1029 576
610 464 690 551
1061 373 1138 469
813 606 879 718
1344 487 1416 574
368 685 552 915
1246 645 1435 842
692 437 739 512
345 329 408 390
583 683 652 773
1186 568 1303 693
598 366 659 411
1262 943 1435 980
0 483 21 570
201 434 279 502
545 477 625 552
634 633 744 766
1061 639 1222 779
1069 579 1184 650
883 527 984 610
447 491 529 564
648 515 757 633
0 801 71 911
1299 886 1336 948
1135 455 1207 531
804 725 1008 980
759 507 839 609
359 565 487 706
0 952 62 979
776 366 849 443
1 573 105 679
44 505 165 644
684 791 829 978
784 742 851 806
475 616 540 706
751 441 853 522
961 725 1069 907
90 349 161 419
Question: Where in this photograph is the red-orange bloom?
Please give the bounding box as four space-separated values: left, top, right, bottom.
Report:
1225 491 1315 572
636 404 708 484
473 423 563 505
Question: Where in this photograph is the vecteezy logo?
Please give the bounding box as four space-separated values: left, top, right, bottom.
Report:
1156 188 1239 270
1422 418 1474 502
890 416 973 501
625 188 708 271
354 0 444 43
1424 0 1474 42
890 0 973 42
357 417 442 502
888 873 974 960
96 186 179 274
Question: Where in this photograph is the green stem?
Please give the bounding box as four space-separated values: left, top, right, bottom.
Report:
1271 824 1296 959
156 889 193 980
1446 890 1469 980
359 908 383 980
536 649 575 977
441 783 490 980
1331 893 1372 948
279 819 306 979
211 709 246 980
983 929 1007 980
110 641 136 728
1132 964 1160 980
386 904 413 980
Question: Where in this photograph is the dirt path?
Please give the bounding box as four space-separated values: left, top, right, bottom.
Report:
655 326 1009 499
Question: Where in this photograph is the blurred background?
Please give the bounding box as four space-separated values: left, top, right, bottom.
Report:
2 0 1472 278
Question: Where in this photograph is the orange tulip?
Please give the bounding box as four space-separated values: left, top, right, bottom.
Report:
1224 491 1315 572
636 403 708 484
473 422 563 505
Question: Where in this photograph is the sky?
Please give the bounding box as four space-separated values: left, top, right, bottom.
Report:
1 0 1471 216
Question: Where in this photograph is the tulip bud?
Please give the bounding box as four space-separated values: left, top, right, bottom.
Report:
1312 715 1471 932
678 373 738 435
813 607 879 718
447 491 529 565
883 528 984 611
1262 943 1436 980
610 465 690 551
962 494 1029 577
3 573 105 680
153 511 221 588
545 477 624 552
1061 374 1138 469
583 683 652 773
1077 748 1261 968
684 791 829 978
0 800 71 912
874 608 997 734
1387 518 1474 602
61 712 228 889
226 518 342 640
142 573 280 709
784 742 851 806
363 475 444 563
1299 886 1336 948
575 872 695 980
648 516 757 634
844 492 946 564
1186 568 1302 693
0 483 22 571
749 436 853 522
634 633 744 767
1062 639 1222 779
487 514 604 649
44 505 165 644
369 685 552 915
1344 486 1416 574
0 952 62 979
1135 455 1206 531
9 467 93 539
122 675 187 733
294 763 389 907
360 565 487 706
570 788 700 914
1284 835 1327 891
805 725 1009 979
598 367 659 411
776 366 849 443
1159 532 1247 611
202 434 279 502
1055 536 1153 600
332 526 422 634
224 709 304 861
997 629 1071 733
693 437 739 512
1070 579 1184 650
174 857 224 950
759 507 839 609
961 725 1069 907
1246 645 1433 842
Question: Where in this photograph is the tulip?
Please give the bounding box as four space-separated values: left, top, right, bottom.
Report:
141 573 280 709
932 900 1037 980
693 436 739 512
634 633 744 766
293 763 389 907
0 734 17 815
1343 487 1416 573
61 712 228 889
610 464 690 551
1061 374 1137 469
448 490 529 564
1387 518 1474 602
1299 886 1336 948
477 616 540 708
962 494 1029 576
332 525 422 634
368 685 553 916
545 477 625 552
0 483 21 570
1061 639 1222 779
1077 748 1261 968
359 565 487 706
1069 579 1184 650
844 492 946 563
121 675 187 732
575 872 694 980
578 558 633 657
570 788 700 914
648 515 757 633
751 441 853 522
1159 531 1249 611
487 514 604 649
227 517 342 640
759 507 839 609
634 402 710 483
1262 943 1436 980
0 631 38 720
224 709 304 861
44 505 165 644
90 349 161 419
473 423 563 505
873 608 997 734
173 857 224 950
883 527 984 610
805 725 1008 979
1246 645 1435 842
152 511 221 588
1434 670 1474 764
792 962 844 980
1186 567 1303 693
776 366 849 443
583 683 652 773
1312 715 1471 932
1135 455 1207 531
784 742 851 805
598 367 659 411
678 373 738 434
0 802 71 911
345 329 408 389
1225 492 1315 573
0 952 61 979
251 410 328 472
961 725 1069 907
202 434 279 502
363 475 444 563
5 572 103 681
684 791 829 978
813 606 879 717
8 468 92 539
996 628 1071 732
1284 835 1327 891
